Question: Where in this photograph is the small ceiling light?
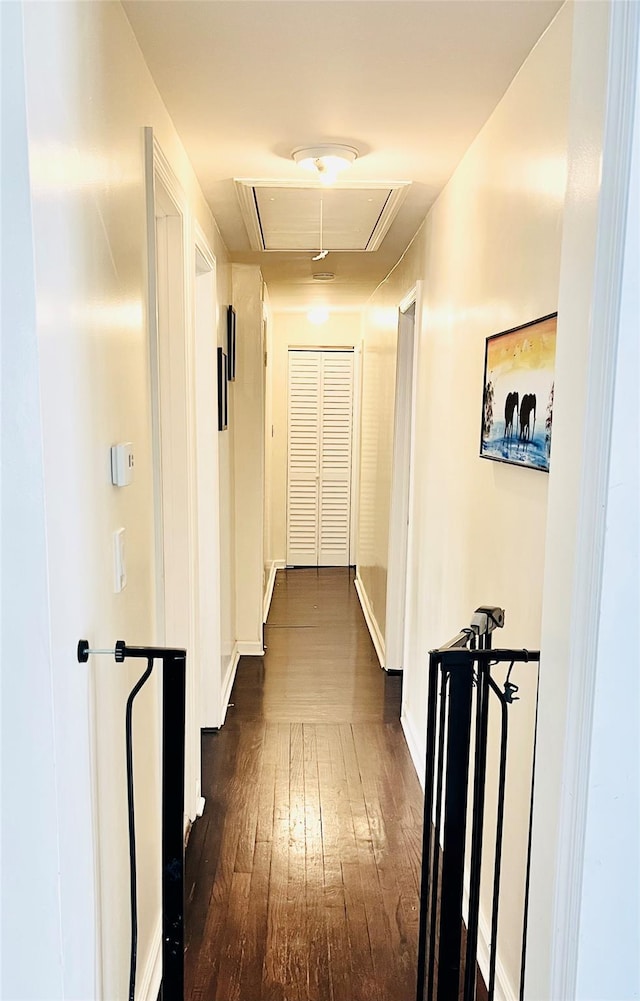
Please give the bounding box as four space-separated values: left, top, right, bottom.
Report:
307 307 329 325
312 272 335 282
292 144 358 184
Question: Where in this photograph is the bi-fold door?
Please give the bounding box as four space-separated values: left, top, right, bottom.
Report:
286 349 354 566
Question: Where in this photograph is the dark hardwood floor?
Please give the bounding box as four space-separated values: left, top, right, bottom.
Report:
184 568 424 1001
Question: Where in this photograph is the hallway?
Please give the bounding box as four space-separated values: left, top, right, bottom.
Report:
184 568 423 1001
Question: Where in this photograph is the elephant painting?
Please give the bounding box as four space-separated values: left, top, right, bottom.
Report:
519 393 537 442
504 392 519 438
480 313 556 471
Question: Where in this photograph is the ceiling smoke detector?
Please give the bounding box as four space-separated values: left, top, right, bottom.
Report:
292 144 358 183
312 272 335 282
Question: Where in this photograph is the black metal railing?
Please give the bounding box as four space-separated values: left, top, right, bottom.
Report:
78 640 186 1001
415 607 540 1001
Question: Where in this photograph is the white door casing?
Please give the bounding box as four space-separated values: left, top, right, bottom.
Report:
145 130 200 826
385 296 417 671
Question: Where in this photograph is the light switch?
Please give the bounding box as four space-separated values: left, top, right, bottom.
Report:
113 528 127 593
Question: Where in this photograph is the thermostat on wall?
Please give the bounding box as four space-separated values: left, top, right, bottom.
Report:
110 442 134 487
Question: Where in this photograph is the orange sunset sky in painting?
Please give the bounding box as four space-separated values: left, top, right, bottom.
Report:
486 315 556 378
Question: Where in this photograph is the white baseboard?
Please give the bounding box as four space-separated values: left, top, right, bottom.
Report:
477 911 516 1001
462 883 517 1001
354 574 385 668
236 640 265 656
137 912 162 1001
263 561 278 623
274 559 286 569
220 644 240 725
400 710 426 789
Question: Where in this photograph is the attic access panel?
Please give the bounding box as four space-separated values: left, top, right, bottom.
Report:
257 187 387 251
235 180 410 253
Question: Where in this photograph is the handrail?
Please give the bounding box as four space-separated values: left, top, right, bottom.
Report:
416 608 540 1001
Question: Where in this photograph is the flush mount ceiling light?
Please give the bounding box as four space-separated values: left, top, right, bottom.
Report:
292 144 358 184
312 272 335 282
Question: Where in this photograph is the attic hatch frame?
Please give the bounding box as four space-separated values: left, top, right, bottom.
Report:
234 177 410 252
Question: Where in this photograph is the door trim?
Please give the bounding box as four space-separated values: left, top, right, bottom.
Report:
385 292 418 671
144 128 200 827
535 4 640 996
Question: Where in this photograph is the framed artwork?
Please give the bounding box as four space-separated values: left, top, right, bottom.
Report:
480 313 557 472
227 305 236 381
217 347 228 431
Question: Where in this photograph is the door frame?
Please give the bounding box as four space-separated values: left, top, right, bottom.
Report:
401 281 424 677
384 289 419 671
527 4 640 996
144 128 200 826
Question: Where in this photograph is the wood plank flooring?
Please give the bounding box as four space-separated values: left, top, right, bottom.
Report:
184 568 423 1001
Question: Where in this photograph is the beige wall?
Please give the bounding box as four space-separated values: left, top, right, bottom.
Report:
358 246 425 649
215 268 237 704
232 264 265 650
19 3 233 997
268 311 363 565
356 6 573 995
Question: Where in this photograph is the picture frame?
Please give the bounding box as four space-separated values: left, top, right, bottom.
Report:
227 305 236 381
217 347 228 431
480 312 557 472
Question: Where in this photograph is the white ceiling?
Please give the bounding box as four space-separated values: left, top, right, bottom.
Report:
123 0 563 309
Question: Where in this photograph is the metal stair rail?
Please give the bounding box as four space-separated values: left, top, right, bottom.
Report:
415 607 540 1001
78 640 186 1001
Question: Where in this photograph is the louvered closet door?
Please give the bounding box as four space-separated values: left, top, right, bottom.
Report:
287 351 322 565
286 350 354 566
318 351 353 565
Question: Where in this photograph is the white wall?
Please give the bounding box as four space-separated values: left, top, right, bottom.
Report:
357 6 573 996
193 250 225 731
11 3 233 997
269 310 362 565
575 56 639 997
528 2 640 997
358 260 421 650
1 5 65 996
216 280 236 709
232 264 265 653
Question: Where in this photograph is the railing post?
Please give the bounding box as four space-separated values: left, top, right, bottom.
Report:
437 652 473 999
416 653 440 1001
161 650 186 1001
77 640 187 1001
464 661 490 1001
